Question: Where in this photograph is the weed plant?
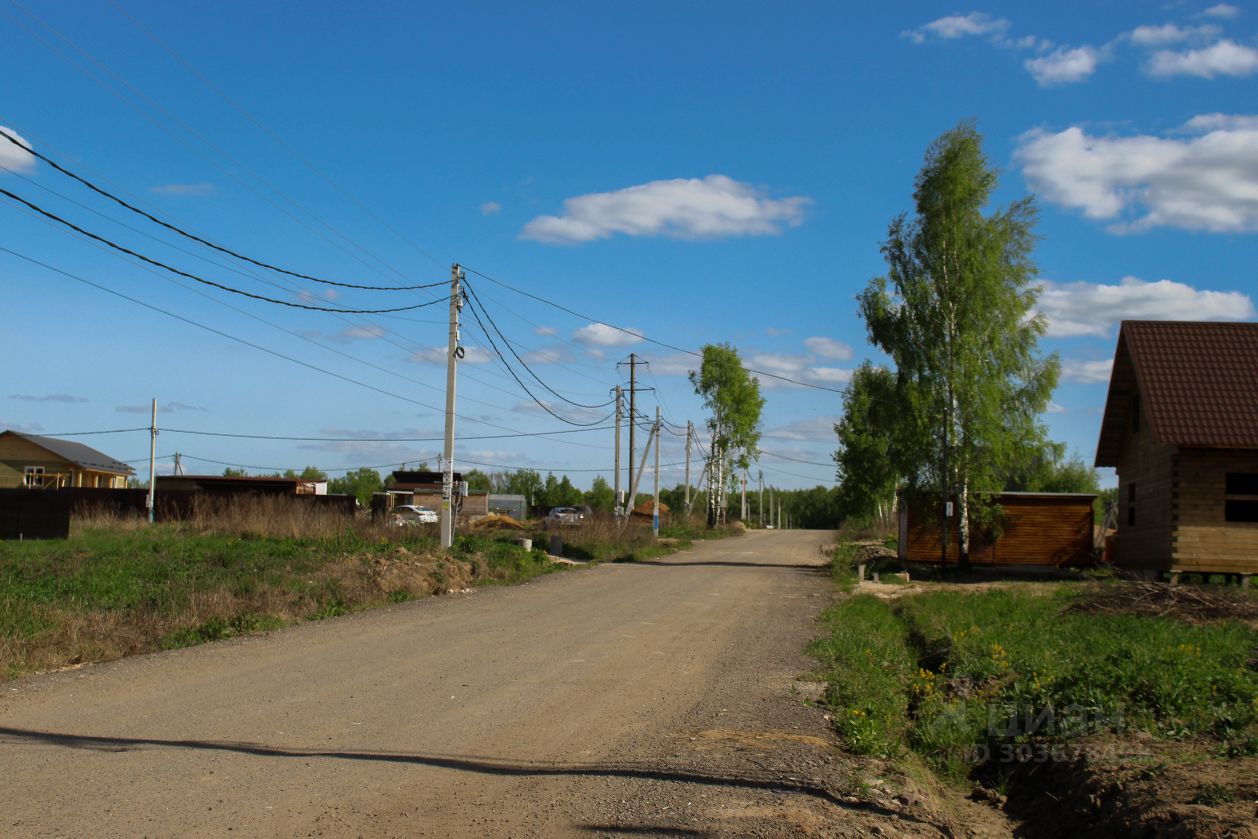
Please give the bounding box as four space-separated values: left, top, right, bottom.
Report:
812 586 1258 778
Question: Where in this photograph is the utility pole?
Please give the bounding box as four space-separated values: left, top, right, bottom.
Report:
614 385 623 517
758 471 764 528
440 263 464 550
627 352 637 503
623 419 657 529
173 452 183 477
147 398 157 524
683 420 692 517
653 406 661 537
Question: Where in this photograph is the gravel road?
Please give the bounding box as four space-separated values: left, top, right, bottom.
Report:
0 529 978 837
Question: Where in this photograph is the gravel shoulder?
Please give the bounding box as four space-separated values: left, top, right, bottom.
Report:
0 529 1003 837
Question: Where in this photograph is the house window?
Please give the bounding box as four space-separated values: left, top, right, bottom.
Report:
1225 473 1258 523
23 466 45 488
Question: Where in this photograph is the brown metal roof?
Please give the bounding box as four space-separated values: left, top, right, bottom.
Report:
1095 321 1258 466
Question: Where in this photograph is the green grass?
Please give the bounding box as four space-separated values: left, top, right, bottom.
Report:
811 581 1258 779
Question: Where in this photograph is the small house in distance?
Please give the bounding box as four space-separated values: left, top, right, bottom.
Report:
389 470 489 518
1095 320 1258 582
0 430 134 489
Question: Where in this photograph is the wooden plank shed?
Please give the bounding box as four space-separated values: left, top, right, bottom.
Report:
1095 320 1258 579
898 492 1096 567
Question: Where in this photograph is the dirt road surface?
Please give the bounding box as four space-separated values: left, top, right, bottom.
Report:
0 530 992 837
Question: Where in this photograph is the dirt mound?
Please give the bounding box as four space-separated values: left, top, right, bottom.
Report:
469 514 526 531
1070 581 1258 626
850 541 897 564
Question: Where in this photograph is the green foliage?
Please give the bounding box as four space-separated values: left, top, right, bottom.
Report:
689 343 765 476
584 475 615 512
834 362 900 521
327 467 384 505
1005 443 1100 495
812 586 1258 779
858 121 1059 548
463 468 493 491
809 594 916 757
539 472 583 508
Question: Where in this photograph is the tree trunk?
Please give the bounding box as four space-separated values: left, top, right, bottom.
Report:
958 472 972 572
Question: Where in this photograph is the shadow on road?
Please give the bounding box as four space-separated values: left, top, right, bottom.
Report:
0 726 921 823
612 559 829 572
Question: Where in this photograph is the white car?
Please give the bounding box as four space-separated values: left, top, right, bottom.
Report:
393 504 439 525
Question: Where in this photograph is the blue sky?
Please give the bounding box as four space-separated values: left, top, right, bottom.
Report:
2 1 1255 491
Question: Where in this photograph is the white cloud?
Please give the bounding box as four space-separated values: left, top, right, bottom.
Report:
1203 4 1241 19
332 324 386 342
1025 45 1103 85
0 126 36 173
520 346 569 365
150 182 215 197
1016 120 1258 232
1047 402 1067 414
1182 112 1258 131
534 325 558 337
1060 359 1114 384
1127 23 1220 47
520 175 810 244
409 346 492 364
117 401 208 414
1037 277 1254 337
803 336 854 361
10 393 88 403
480 201 502 215
902 12 1010 44
747 352 852 389
1148 39 1258 78
572 322 642 347
763 416 842 443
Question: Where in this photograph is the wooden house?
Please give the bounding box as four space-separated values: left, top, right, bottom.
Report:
1095 321 1258 581
0 430 133 489
898 492 1096 567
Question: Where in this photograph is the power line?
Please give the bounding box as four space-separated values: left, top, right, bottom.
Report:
462 286 614 427
0 245 581 441
33 427 148 437
161 426 614 442
3 1 419 285
759 449 838 468
0 128 438 293
0 188 447 314
462 265 847 394
464 280 615 410
106 0 450 272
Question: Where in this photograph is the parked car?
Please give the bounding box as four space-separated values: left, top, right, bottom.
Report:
392 504 439 525
545 506 585 527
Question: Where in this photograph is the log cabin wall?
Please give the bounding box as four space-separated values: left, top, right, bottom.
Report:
1113 398 1176 572
901 493 1095 567
1171 448 1258 574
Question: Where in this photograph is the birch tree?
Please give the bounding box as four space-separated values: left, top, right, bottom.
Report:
858 121 1058 568
689 343 764 528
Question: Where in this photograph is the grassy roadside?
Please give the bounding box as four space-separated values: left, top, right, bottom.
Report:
810 541 1258 830
1 506 737 681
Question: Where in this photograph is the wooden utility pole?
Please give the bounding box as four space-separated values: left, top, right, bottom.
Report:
440 263 464 550
614 385 623 517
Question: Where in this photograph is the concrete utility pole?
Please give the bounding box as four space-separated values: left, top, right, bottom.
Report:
173 452 183 477
613 385 623 517
683 420 692 516
147 398 157 524
623 419 657 530
758 471 764 528
627 353 637 504
653 406 661 537
440 263 464 550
